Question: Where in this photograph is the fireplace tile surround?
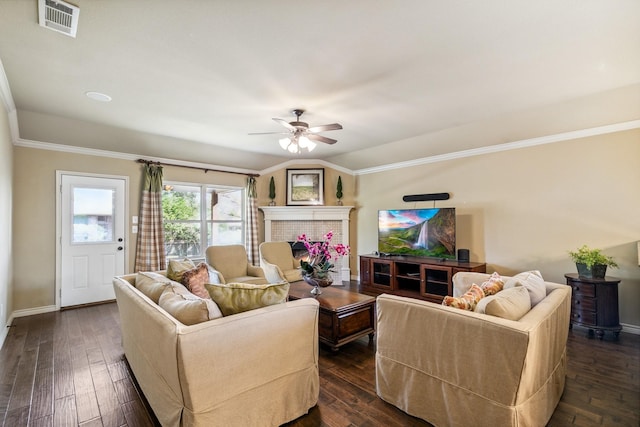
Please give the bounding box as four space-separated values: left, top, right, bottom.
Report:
260 206 354 282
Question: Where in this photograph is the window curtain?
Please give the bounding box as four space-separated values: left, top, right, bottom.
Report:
246 176 259 265
134 164 167 272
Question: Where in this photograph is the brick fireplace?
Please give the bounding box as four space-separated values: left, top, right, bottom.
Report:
260 206 354 282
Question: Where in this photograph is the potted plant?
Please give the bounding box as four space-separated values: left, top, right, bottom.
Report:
268 176 276 206
336 176 343 205
568 245 618 279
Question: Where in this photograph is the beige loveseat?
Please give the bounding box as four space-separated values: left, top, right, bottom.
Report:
376 272 571 427
113 272 319 427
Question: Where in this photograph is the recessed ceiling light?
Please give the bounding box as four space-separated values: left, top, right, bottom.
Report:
85 91 112 102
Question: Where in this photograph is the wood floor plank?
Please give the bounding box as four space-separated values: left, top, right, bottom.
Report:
0 293 638 427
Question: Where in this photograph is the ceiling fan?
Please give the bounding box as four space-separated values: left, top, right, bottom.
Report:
250 109 343 153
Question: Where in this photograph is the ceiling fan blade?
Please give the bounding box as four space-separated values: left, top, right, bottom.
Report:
248 131 291 135
307 134 337 145
308 123 343 133
272 118 296 131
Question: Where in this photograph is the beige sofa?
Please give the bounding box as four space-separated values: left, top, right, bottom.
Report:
375 272 571 427
113 272 319 427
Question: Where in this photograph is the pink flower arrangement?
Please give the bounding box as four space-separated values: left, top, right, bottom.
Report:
297 231 350 279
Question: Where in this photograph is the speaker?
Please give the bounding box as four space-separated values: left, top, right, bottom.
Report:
457 249 470 262
402 193 450 202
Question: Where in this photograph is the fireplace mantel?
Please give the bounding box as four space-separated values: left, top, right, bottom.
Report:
259 206 354 281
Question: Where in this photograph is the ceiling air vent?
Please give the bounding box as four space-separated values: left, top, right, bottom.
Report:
38 0 80 38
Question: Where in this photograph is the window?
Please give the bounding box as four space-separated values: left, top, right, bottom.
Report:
162 183 244 259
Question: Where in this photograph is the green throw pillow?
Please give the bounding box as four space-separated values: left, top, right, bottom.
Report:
205 281 290 316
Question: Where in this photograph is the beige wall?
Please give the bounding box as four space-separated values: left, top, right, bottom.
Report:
11 147 247 311
0 104 12 331
356 129 640 327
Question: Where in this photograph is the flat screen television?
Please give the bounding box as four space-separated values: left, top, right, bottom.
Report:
378 208 456 259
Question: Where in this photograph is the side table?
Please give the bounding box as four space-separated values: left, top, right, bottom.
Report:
565 273 622 340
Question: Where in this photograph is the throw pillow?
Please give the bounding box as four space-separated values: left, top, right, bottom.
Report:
158 288 223 325
480 272 504 296
476 285 531 320
442 283 485 311
181 263 212 299
135 272 172 303
205 281 290 316
504 270 546 307
167 258 196 282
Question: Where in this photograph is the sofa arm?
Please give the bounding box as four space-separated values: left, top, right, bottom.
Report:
452 272 492 296
176 298 320 414
376 294 530 406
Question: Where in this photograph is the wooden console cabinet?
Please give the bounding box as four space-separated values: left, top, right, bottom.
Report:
359 254 486 303
565 273 622 340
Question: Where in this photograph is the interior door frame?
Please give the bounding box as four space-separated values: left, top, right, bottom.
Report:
55 171 130 310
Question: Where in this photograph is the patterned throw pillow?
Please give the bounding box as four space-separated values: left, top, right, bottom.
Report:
181 263 212 299
205 281 290 316
167 258 196 282
481 272 504 296
442 283 485 310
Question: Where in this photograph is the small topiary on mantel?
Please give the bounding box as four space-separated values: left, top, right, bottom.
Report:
568 245 618 279
336 176 343 205
268 176 276 206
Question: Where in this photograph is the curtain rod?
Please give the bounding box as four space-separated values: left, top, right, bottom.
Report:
136 159 259 177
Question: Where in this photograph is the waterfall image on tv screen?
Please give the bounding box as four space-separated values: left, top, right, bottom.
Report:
378 208 456 259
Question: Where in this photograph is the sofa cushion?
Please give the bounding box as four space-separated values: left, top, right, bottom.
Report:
205 281 290 316
480 272 504 296
442 283 484 310
158 287 223 325
167 258 196 282
181 263 212 299
475 285 531 320
504 270 546 307
135 271 173 303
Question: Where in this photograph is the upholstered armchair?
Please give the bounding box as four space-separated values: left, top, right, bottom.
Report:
205 245 268 284
259 241 303 283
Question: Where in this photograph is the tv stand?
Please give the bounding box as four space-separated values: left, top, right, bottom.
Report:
359 254 486 303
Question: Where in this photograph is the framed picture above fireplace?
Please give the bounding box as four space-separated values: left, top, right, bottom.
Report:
286 168 324 206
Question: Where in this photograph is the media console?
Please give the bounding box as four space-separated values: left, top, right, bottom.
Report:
359 254 486 303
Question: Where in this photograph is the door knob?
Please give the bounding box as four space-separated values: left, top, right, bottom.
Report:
117 246 123 251
118 238 123 242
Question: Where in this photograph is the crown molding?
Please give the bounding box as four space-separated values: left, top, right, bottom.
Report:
259 158 355 176
13 138 262 177
354 120 640 175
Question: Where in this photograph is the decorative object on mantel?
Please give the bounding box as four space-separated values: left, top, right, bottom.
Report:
297 231 350 295
286 168 325 206
268 177 276 206
568 245 618 279
336 176 343 205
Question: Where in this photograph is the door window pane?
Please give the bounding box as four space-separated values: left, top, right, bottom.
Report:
72 187 114 243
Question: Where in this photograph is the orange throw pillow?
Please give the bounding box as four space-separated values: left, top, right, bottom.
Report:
442 283 485 310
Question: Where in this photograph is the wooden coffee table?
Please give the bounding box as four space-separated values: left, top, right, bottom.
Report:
288 281 376 351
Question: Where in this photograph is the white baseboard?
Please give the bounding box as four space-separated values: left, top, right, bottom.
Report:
11 305 58 319
621 323 640 335
0 313 14 350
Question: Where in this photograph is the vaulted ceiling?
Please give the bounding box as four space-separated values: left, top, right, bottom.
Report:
1 1 638 172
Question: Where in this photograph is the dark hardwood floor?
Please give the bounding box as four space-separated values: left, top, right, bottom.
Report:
1 292 638 426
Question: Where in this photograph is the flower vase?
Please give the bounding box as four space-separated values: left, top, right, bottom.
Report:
302 274 333 295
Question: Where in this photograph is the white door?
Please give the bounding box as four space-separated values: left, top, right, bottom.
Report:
60 174 126 307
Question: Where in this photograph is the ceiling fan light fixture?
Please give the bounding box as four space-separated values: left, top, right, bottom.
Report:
287 142 299 153
279 137 291 150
